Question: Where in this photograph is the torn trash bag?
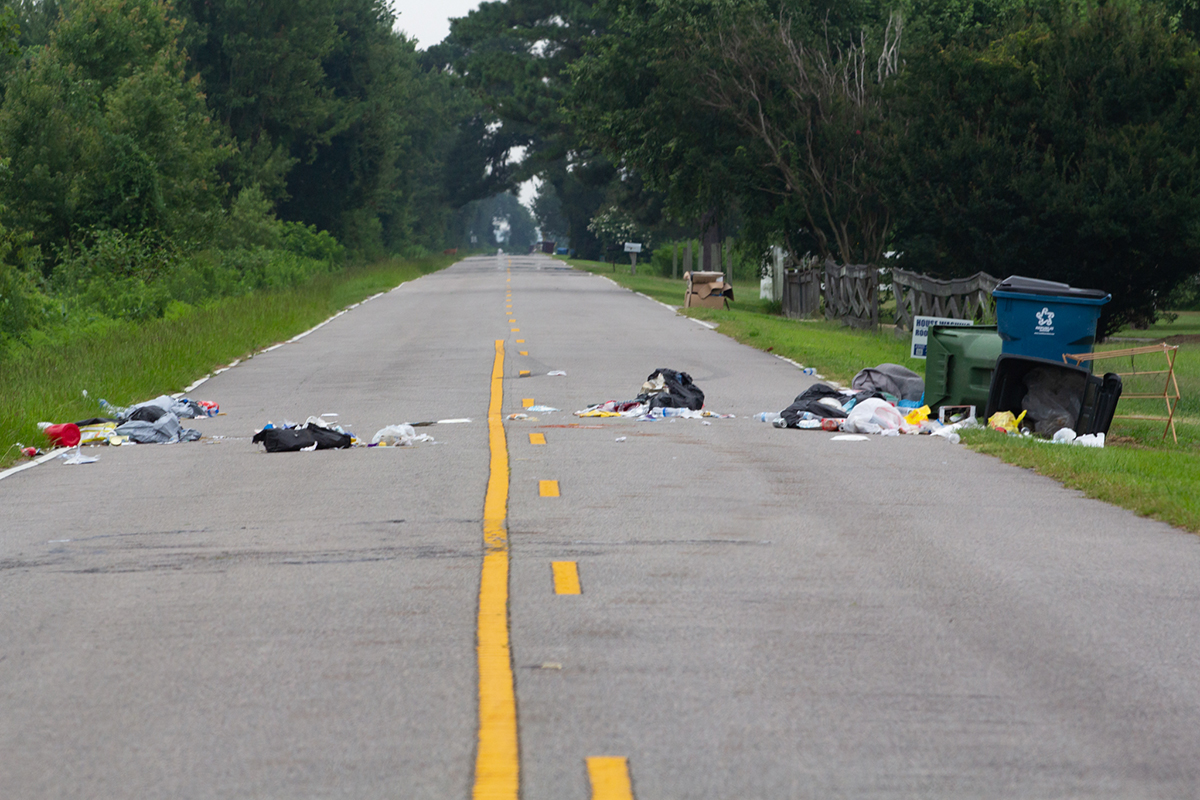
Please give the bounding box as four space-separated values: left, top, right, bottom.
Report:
781 383 848 426
638 368 705 410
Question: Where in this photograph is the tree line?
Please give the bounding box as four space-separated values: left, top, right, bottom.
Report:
0 0 539 348
442 0 1200 332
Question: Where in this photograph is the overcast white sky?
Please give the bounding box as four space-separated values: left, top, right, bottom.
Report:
393 0 482 50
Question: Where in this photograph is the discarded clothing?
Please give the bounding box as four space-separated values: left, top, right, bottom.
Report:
781 384 848 426
115 413 202 444
252 423 351 452
637 368 704 410
105 395 218 422
851 364 925 403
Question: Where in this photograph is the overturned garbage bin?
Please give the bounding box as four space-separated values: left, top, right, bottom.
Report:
986 355 1123 436
993 276 1110 364
924 324 1002 413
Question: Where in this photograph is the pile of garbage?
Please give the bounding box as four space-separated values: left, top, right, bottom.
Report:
760 363 973 441
575 369 732 421
38 395 219 449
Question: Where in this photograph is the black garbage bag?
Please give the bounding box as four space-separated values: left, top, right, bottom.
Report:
781 383 848 426
252 423 352 453
129 404 168 423
639 368 705 410
1022 367 1086 436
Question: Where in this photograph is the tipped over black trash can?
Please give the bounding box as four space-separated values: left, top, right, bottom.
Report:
985 355 1123 436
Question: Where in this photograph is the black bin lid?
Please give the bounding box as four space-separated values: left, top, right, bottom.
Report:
994 275 1109 300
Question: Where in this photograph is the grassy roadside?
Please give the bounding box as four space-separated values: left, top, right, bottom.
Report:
565 256 923 382
0 253 458 468
566 257 1199 532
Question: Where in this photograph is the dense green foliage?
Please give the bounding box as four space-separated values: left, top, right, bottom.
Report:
438 0 1200 334
0 0 536 355
880 3 1200 333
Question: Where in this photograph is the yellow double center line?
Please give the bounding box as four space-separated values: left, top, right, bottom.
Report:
474 339 519 798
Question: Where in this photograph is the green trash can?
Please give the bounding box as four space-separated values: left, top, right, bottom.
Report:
924 324 1002 412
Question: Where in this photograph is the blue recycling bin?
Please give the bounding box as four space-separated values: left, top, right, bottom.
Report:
993 275 1110 362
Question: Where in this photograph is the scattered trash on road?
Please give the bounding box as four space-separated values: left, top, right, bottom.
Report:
547 371 567 377
508 413 530 421
615 437 627 442
60 446 98 465
526 405 560 413
575 368 732 421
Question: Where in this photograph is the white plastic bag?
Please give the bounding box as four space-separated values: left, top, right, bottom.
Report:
842 398 910 435
371 424 434 446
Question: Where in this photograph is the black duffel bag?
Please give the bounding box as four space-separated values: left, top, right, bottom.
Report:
252 423 352 452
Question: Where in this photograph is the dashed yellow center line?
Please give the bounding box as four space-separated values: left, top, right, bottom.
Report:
511 328 520 332
539 480 560 497
552 561 581 594
529 433 545 445
522 398 534 408
516 339 525 344
519 351 528 356
587 757 634 799
473 339 519 799
519 370 530 377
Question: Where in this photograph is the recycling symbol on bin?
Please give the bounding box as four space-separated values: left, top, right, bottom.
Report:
1035 307 1055 332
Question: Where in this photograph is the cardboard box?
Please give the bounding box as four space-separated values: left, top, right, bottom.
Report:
684 271 733 309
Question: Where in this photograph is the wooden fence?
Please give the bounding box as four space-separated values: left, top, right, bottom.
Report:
823 260 879 329
781 269 821 318
892 268 999 331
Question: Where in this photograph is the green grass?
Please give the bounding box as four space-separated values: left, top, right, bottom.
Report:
1113 309 1200 339
0 253 457 468
563 257 1199 531
962 429 1200 531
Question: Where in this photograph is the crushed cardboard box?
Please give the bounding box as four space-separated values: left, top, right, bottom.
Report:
684 271 733 309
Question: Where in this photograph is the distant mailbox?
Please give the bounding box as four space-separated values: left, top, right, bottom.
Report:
624 242 642 253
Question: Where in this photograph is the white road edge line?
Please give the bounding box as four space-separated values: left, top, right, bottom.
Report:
0 447 71 483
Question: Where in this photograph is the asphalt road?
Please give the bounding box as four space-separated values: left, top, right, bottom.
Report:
2 253 1199 799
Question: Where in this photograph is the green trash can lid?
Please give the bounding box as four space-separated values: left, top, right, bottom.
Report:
993 275 1110 302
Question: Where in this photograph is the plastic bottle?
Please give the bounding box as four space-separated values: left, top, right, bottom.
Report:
755 412 783 423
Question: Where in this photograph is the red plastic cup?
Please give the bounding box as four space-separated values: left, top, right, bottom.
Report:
44 423 81 448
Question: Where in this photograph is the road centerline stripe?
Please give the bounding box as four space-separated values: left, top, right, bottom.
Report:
539 480 560 497
474 338 519 799
552 561 581 594
587 757 634 799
